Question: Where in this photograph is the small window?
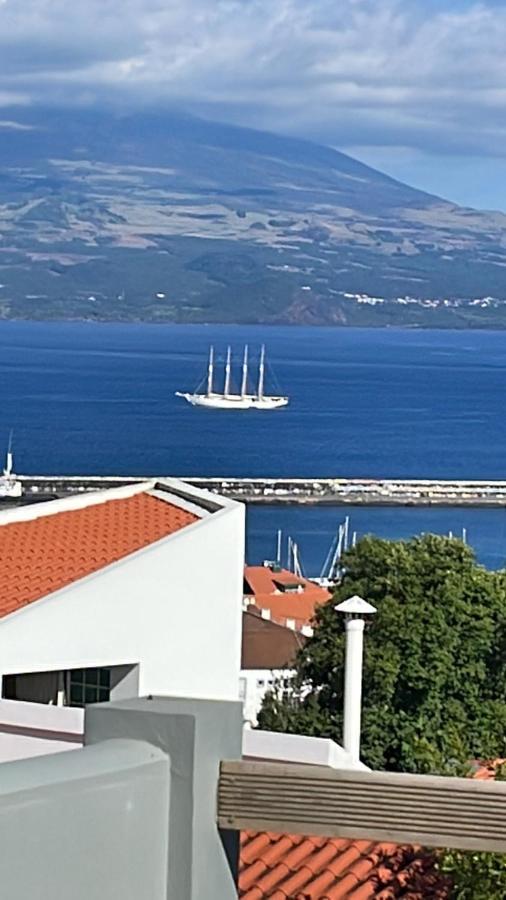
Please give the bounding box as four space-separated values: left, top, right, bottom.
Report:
257 679 265 688
68 667 111 708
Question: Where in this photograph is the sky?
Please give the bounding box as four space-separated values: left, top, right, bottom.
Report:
0 0 505 210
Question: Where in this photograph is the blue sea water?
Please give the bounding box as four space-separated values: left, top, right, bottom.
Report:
2 320 506 569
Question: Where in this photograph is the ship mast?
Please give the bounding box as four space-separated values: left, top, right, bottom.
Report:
241 345 249 398
257 344 265 400
207 346 214 396
4 433 13 479
224 346 232 397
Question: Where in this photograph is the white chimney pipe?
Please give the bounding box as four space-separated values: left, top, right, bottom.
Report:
335 595 377 764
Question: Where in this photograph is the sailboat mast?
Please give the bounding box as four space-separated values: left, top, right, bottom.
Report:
276 529 282 566
241 345 249 398
4 430 13 478
206 346 214 396
257 345 265 400
224 346 232 396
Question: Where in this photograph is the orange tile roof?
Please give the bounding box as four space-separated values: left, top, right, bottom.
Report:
0 491 197 618
244 566 331 629
471 759 505 780
240 762 504 898
240 832 449 899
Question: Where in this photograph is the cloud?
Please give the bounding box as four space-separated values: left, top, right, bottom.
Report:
0 0 506 157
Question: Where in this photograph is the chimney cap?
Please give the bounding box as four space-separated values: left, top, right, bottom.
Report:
335 595 377 617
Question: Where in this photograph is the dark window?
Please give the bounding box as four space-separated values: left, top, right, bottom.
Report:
68 668 111 707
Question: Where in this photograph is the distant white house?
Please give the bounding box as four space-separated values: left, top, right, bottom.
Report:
240 609 306 727
0 478 244 707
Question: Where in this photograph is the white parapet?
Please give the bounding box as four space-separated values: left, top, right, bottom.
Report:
243 728 369 771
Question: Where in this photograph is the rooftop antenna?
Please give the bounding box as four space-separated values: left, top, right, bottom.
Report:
335 595 377 763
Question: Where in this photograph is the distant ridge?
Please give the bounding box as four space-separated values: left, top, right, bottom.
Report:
0 107 506 327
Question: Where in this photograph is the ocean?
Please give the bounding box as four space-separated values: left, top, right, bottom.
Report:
2 320 506 570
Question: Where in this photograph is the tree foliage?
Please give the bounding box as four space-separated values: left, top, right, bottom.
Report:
436 850 506 900
259 533 506 774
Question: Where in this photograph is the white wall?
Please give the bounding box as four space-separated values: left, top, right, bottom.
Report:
0 500 245 703
240 668 294 727
0 700 84 763
242 728 370 771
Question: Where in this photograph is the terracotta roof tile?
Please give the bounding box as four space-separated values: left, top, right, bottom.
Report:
0 491 197 618
240 833 450 900
240 755 506 899
244 566 331 629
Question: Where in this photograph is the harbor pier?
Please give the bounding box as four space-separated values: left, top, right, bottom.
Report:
10 475 506 507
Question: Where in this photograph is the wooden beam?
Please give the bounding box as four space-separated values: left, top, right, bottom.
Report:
218 760 506 852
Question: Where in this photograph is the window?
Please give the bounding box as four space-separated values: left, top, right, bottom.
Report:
68 668 111 707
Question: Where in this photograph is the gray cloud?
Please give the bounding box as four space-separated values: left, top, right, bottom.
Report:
0 0 506 157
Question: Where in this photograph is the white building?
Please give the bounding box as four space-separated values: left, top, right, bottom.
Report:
240 609 306 727
0 477 244 707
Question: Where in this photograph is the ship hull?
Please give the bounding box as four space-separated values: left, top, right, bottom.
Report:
250 396 289 409
176 392 253 409
175 392 288 410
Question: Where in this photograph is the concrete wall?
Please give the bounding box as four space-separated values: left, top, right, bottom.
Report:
0 501 244 702
86 696 243 900
0 736 170 900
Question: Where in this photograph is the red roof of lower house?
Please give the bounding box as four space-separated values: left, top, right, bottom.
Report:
242 610 306 670
239 831 449 899
244 566 331 629
0 489 197 618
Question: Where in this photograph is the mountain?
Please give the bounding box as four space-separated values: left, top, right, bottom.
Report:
1 107 506 326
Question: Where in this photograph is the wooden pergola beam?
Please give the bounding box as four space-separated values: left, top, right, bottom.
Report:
218 760 506 852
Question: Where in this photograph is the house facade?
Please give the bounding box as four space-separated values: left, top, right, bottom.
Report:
0 477 244 706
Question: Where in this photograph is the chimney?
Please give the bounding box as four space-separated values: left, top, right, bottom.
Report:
335 595 377 764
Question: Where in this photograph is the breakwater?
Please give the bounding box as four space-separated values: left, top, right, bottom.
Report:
13 475 506 507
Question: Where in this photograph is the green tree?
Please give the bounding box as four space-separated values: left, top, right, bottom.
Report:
438 849 506 899
259 533 506 774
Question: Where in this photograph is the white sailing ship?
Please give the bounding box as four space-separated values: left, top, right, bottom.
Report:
176 345 289 410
